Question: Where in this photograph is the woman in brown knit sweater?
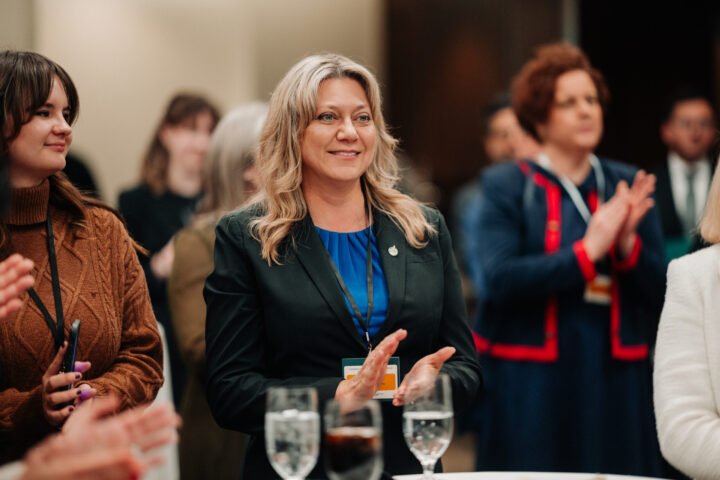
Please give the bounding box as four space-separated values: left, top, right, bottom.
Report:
0 51 164 462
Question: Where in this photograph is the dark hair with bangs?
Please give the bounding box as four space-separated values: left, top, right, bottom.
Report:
511 42 609 142
140 93 220 195
0 50 135 258
0 51 79 148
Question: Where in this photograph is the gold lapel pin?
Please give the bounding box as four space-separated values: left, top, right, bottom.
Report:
388 245 398 257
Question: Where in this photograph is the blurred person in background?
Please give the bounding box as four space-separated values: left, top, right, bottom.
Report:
119 93 220 406
652 88 716 261
168 102 268 480
0 50 163 462
204 53 481 479
454 95 540 307
474 42 665 475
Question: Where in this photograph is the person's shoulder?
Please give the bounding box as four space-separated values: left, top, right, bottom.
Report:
85 204 127 232
481 160 532 200
117 184 153 209
598 157 640 181
217 203 264 234
483 160 530 182
417 203 441 224
671 243 720 273
118 184 151 199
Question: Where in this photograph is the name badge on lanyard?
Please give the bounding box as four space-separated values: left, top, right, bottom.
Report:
342 357 400 401
538 153 611 305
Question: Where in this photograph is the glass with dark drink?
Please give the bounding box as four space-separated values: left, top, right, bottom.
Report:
324 400 382 480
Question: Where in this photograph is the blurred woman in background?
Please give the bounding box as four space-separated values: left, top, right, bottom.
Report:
168 102 267 480
473 43 665 475
0 50 163 462
119 93 219 405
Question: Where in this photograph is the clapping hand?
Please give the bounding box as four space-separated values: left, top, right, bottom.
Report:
0 254 34 320
392 346 455 406
21 395 180 480
617 170 656 257
582 170 655 262
334 329 407 409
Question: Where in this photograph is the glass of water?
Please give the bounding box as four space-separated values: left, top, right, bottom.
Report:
324 399 383 480
265 386 320 480
402 373 453 479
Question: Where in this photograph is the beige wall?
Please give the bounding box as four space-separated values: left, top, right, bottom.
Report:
12 0 382 204
0 0 34 51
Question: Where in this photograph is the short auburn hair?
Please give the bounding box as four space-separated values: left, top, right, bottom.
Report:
511 42 610 141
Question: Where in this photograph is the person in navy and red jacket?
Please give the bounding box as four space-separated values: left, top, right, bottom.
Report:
471 42 666 476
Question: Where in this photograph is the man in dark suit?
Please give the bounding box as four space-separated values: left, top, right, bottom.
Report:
653 89 717 261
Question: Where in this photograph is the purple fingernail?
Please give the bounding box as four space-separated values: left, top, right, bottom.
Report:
69 406 75 412
75 373 81 380
79 389 92 401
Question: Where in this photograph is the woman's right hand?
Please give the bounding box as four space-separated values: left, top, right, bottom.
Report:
334 329 407 406
41 342 93 427
582 181 631 262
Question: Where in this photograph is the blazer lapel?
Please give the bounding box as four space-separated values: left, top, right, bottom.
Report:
293 215 368 351
372 210 407 342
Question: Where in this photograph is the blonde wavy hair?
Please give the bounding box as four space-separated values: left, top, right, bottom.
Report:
699 153 720 243
250 53 434 264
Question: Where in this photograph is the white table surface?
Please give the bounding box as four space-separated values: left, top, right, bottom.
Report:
393 472 665 480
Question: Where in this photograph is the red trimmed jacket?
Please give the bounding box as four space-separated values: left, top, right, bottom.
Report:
472 159 666 362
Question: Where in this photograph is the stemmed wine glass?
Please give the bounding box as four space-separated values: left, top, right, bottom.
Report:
324 399 383 480
402 373 454 479
265 386 320 480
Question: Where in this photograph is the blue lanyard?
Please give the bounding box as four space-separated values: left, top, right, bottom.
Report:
321 214 374 352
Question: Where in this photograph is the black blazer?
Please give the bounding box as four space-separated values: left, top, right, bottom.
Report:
204 204 482 479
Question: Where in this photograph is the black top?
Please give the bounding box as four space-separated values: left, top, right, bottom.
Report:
204 204 482 479
118 184 200 405
118 184 200 313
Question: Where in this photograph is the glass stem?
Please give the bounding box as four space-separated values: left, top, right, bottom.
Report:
421 459 437 479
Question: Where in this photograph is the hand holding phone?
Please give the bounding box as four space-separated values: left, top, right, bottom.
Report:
62 319 81 375
58 320 81 409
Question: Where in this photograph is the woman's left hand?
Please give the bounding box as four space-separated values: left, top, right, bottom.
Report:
617 170 656 257
392 346 455 406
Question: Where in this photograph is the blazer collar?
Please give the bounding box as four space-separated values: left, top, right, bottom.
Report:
293 209 407 352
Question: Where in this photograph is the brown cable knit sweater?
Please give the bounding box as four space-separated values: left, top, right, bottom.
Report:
0 180 163 462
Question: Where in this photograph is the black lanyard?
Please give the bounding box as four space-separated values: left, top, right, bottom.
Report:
323 220 374 352
27 208 65 350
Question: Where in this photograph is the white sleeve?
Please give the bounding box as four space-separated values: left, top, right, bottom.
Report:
654 258 720 480
0 461 25 480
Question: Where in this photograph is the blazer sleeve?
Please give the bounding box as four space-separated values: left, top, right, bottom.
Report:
204 215 342 434
654 257 720 479
82 212 164 410
612 205 667 314
478 165 589 302
168 227 213 370
433 212 483 413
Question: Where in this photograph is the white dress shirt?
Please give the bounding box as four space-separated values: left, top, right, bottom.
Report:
668 151 711 229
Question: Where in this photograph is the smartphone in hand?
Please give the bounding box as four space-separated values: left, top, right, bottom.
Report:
58 319 80 409
62 319 81 374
